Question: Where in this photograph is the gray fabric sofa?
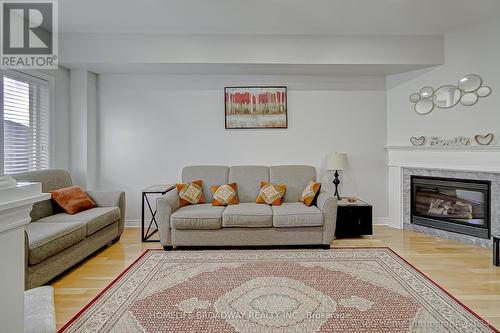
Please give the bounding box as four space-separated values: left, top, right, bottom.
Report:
157 165 337 249
12 170 125 289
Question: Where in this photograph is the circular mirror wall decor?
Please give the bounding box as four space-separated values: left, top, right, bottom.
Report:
461 93 478 106
414 98 434 115
409 93 420 103
432 85 461 109
458 74 482 92
476 86 491 98
419 86 434 99
409 74 491 113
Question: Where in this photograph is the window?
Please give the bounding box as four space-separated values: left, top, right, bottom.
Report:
1 71 50 174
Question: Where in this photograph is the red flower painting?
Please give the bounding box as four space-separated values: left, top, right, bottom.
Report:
225 86 287 129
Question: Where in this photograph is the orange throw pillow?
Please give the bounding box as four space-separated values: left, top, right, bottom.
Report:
51 186 96 215
299 180 321 206
176 180 206 207
211 183 239 206
256 181 286 206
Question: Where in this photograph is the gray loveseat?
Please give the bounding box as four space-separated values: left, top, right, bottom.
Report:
13 170 125 289
157 165 337 249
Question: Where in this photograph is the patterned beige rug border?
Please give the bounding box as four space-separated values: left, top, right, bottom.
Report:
57 247 500 333
382 247 499 333
57 249 153 333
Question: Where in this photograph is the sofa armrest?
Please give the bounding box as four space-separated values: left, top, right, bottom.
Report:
85 190 126 236
316 191 338 245
156 189 180 246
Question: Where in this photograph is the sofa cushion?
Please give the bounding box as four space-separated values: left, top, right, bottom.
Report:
299 181 321 207
51 186 97 215
26 222 86 265
228 166 269 203
272 202 323 228
176 180 206 207
211 183 239 206
171 204 224 230
269 165 316 202
182 166 229 203
222 203 272 228
37 207 121 236
256 182 286 206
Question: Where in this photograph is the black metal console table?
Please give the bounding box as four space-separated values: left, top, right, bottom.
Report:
142 184 175 242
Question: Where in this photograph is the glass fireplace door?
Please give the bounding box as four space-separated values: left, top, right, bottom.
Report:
411 176 490 238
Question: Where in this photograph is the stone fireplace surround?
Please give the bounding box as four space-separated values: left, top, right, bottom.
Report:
402 168 499 247
387 146 500 248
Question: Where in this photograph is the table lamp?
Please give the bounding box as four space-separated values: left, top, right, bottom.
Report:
326 152 348 200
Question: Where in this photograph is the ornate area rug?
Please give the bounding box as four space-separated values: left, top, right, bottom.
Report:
59 249 498 333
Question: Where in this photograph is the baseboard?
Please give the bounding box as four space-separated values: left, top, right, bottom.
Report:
127 218 392 227
125 220 141 227
373 217 390 225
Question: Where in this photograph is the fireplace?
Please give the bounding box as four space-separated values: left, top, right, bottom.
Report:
411 176 490 239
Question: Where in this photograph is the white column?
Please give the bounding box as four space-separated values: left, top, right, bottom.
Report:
69 69 98 189
0 179 49 332
388 166 403 229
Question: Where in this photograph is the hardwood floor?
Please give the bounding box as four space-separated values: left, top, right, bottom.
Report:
52 226 500 330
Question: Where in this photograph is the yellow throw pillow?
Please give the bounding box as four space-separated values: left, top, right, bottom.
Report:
299 180 321 206
256 181 286 206
176 180 205 207
211 183 239 206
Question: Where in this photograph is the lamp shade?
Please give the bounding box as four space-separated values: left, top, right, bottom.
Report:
326 153 348 171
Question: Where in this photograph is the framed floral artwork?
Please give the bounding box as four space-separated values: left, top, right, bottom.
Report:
224 86 287 129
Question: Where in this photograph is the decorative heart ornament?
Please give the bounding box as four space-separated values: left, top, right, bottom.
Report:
474 133 494 145
410 136 426 146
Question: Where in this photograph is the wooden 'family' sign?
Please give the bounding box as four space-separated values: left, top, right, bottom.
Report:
428 136 470 146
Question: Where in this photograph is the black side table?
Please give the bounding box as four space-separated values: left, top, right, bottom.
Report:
142 184 175 242
335 198 373 238
494 235 499 267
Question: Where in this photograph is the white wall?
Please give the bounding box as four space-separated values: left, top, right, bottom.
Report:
385 20 500 229
97 75 388 223
52 21 500 229
387 20 500 145
40 68 71 170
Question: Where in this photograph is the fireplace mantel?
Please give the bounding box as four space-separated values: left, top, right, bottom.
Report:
387 146 500 230
385 145 500 151
386 145 500 173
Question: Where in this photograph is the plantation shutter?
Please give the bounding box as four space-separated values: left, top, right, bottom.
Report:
2 71 50 174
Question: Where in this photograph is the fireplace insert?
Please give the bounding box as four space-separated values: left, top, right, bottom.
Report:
411 176 490 239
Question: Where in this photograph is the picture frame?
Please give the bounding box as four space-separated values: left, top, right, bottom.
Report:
224 86 287 129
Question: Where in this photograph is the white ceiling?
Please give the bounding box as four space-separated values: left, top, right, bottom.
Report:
59 0 500 35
